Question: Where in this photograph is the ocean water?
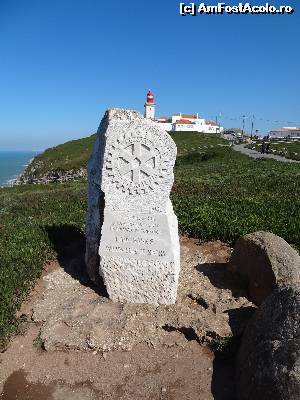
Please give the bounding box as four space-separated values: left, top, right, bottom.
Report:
0 151 39 187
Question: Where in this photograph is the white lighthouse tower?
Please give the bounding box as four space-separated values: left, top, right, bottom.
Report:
144 89 156 120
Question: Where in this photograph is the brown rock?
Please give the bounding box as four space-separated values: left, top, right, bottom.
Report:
237 284 300 400
229 231 300 305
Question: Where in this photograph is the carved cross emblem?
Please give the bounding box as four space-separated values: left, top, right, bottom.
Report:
118 143 156 183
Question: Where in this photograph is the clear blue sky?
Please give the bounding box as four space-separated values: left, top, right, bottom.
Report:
0 0 299 150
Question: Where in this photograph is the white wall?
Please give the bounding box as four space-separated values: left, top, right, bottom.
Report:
173 124 196 131
193 119 205 132
202 124 224 134
171 114 182 123
144 104 155 119
156 122 172 131
172 123 224 133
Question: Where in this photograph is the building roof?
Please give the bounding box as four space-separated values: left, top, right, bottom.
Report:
270 127 300 132
206 120 218 126
174 114 198 119
158 116 169 121
175 119 195 125
182 114 197 119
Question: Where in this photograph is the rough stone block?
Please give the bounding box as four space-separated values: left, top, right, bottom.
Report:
86 109 180 304
229 231 300 305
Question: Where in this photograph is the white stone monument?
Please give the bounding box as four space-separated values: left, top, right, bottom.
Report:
86 109 180 304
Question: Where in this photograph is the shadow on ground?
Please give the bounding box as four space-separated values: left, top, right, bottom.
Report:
211 355 237 400
225 306 256 336
210 324 243 400
196 262 257 399
43 224 108 298
1 370 53 400
196 262 247 298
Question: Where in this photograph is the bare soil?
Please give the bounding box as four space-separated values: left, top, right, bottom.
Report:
0 237 254 400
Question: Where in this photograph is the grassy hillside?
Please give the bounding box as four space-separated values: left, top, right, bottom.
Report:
0 131 299 348
19 134 97 181
172 132 228 155
34 134 96 173
20 132 227 180
173 139 299 245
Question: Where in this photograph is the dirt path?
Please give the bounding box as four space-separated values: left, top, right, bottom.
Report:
0 324 235 400
0 238 253 400
233 143 300 163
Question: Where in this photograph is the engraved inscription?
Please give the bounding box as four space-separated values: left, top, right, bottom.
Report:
115 236 155 246
99 212 173 262
104 245 166 258
110 215 160 235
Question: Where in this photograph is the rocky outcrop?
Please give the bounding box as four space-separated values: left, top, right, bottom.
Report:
236 284 300 400
16 162 87 185
229 231 300 305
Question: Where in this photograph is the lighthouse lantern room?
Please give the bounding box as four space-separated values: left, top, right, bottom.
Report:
144 89 156 120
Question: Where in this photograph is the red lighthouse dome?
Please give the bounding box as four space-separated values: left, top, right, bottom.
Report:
146 90 154 104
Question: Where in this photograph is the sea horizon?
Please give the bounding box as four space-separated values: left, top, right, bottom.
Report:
0 150 40 187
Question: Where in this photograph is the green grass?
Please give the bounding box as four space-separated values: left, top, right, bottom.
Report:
0 181 87 348
25 134 97 178
171 131 228 155
246 139 300 161
172 136 299 247
0 131 299 348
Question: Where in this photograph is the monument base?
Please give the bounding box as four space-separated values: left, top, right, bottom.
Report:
99 204 180 304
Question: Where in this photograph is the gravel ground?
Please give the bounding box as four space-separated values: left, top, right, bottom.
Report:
0 237 255 400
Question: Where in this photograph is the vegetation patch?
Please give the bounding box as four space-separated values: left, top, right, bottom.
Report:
20 134 97 181
0 131 299 348
33 331 45 350
209 334 242 360
173 135 300 248
0 182 87 348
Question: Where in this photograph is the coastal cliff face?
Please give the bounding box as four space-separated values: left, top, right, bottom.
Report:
16 134 96 185
16 160 87 185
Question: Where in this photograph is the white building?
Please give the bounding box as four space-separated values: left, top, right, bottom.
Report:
171 113 223 133
156 116 173 131
172 118 197 131
269 127 300 139
143 90 224 133
204 120 223 134
172 113 205 132
172 113 205 125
